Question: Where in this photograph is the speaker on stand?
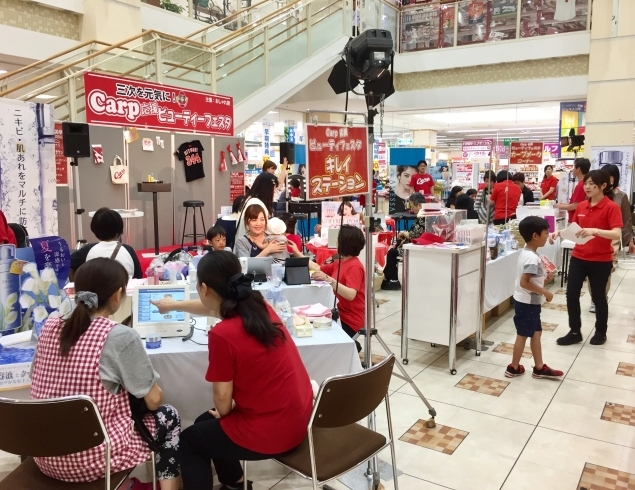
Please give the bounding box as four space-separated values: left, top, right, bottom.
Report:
62 122 91 249
279 142 296 213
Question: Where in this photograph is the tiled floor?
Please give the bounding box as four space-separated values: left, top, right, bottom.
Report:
4 267 635 489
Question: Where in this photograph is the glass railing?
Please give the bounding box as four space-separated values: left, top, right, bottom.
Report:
399 0 590 53
359 0 400 44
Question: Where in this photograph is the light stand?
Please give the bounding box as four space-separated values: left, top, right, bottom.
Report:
70 157 87 250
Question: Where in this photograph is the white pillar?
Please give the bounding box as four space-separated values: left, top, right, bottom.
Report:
81 0 142 44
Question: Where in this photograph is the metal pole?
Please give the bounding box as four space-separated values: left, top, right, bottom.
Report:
400 247 409 363
448 253 458 375
71 157 85 250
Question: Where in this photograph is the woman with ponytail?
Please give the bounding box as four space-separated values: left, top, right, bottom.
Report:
30 258 181 490
550 169 623 346
174 251 312 490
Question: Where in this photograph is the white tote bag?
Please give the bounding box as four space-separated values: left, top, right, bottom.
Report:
110 155 129 185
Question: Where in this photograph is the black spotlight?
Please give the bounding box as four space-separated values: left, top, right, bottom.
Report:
328 59 360 94
348 29 394 80
561 128 585 153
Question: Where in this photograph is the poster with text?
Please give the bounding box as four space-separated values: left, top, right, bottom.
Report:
306 125 369 200
589 145 634 198
389 164 417 214
0 99 57 238
230 172 245 204
84 72 234 136
54 123 68 186
510 142 543 165
559 101 586 159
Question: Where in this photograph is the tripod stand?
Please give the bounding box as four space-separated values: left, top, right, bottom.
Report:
70 157 87 250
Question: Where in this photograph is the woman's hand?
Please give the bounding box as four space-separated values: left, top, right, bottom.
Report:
549 231 561 244
263 241 286 255
208 408 221 419
150 297 177 314
576 228 597 238
312 271 331 283
288 240 302 257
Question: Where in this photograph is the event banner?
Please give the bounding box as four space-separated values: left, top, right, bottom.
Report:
83 72 234 136
509 142 543 165
0 99 57 238
559 101 586 159
54 123 68 186
230 172 244 203
306 125 369 200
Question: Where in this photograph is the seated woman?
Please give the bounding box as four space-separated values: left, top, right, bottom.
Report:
213 195 245 250
381 193 426 290
277 212 303 253
233 205 302 259
310 225 366 352
455 189 478 220
70 207 142 279
30 258 180 490
153 252 313 490
445 186 464 209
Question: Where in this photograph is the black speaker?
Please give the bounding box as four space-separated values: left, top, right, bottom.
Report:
62 122 91 158
279 142 295 165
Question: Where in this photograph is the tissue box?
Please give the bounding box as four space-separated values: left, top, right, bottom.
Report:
292 316 313 337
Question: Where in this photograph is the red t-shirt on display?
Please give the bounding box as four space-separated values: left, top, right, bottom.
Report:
490 181 522 220
205 306 313 454
321 257 366 331
540 175 559 197
571 196 623 262
568 180 586 222
409 173 434 195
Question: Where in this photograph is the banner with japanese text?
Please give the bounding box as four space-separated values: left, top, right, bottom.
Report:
306 125 369 200
83 72 234 136
0 99 57 238
230 172 244 203
54 123 69 185
509 142 543 165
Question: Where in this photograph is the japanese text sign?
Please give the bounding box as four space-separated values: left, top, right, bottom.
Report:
509 142 543 165
462 139 493 159
83 72 234 136
230 172 244 203
54 123 68 185
306 125 369 200
30 236 71 285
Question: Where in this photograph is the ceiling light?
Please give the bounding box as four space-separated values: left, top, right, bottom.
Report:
35 94 56 100
0 70 7 74
268 111 278 114
446 129 503 133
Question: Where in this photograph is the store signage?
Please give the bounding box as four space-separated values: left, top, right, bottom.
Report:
543 143 559 157
83 72 234 136
230 171 244 203
262 120 272 157
503 138 519 146
559 101 586 159
54 123 68 186
397 138 413 146
462 139 493 159
509 142 543 165
306 125 369 200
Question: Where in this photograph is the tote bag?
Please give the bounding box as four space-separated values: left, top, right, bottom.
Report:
110 155 129 185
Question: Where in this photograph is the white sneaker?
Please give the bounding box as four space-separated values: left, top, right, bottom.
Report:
589 303 596 313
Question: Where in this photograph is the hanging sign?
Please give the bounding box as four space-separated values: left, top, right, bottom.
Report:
30 236 71 286
54 123 68 186
559 101 586 159
543 143 560 158
503 138 519 146
83 72 234 136
306 125 369 200
230 172 244 203
509 142 543 165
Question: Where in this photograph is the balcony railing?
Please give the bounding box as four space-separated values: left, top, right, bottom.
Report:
393 0 590 53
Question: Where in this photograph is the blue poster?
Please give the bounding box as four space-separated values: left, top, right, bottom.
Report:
30 236 71 286
0 244 21 333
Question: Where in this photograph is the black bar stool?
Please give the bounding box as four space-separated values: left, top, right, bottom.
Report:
293 213 309 244
181 200 206 247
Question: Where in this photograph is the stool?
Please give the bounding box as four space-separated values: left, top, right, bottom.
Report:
181 200 206 247
293 213 309 243
560 239 575 287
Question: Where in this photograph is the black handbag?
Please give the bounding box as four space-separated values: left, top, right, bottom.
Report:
129 394 161 452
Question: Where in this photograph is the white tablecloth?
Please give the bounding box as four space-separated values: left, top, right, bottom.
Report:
148 317 362 427
484 250 520 313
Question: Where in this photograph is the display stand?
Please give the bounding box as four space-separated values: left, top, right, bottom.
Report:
137 182 171 255
401 243 486 374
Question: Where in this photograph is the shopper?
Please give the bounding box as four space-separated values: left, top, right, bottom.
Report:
206 226 231 251
262 160 277 174
445 186 464 209
234 205 288 259
540 165 558 200
392 165 416 212
236 172 278 238
289 178 302 198
213 195 245 250
506 216 563 379
179 251 312 490
550 169 622 346
555 157 590 222
512 172 535 205
70 207 142 280
475 170 496 224
455 189 478 220
409 160 435 196
31 258 181 490
311 225 366 352
490 170 522 225
381 194 426 290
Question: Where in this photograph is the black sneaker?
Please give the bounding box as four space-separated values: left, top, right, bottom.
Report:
381 280 402 291
590 333 607 345
557 331 583 346
219 481 253 490
505 364 525 378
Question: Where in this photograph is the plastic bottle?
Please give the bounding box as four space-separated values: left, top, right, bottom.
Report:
0 247 20 332
189 262 197 289
275 288 292 320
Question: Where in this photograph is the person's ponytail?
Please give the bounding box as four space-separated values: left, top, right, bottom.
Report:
59 302 93 357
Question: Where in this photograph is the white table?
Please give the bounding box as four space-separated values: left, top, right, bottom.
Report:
148 317 362 426
483 250 519 313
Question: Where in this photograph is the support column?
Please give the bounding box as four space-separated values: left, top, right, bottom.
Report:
584 0 635 150
81 0 142 44
413 129 437 166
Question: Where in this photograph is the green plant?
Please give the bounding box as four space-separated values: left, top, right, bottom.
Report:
160 0 185 14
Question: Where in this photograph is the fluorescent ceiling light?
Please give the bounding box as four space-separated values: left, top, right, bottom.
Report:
0 70 7 74
500 127 558 131
268 111 278 114
35 94 56 100
446 129 503 133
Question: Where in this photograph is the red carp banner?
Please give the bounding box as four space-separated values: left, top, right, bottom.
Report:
510 142 544 165
306 125 369 200
83 72 233 136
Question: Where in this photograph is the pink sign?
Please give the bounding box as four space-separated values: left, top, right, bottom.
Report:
543 143 559 157
462 139 493 159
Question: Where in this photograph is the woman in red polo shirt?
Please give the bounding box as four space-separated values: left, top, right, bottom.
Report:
311 225 366 353
539 165 559 200
178 251 312 490
550 169 622 346
490 170 522 225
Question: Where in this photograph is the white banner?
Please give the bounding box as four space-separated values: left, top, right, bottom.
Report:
0 99 57 237
589 145 634 198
